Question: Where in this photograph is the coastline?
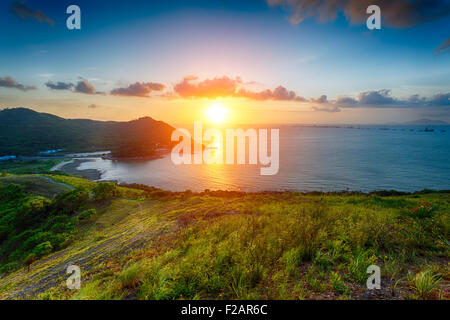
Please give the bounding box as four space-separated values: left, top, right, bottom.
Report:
52 149 170 181
101 149 169 161
51 157 450 195
52 158 102 180
50 156 450 194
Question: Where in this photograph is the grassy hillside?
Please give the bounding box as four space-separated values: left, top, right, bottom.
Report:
0 175 72 198
0 174 448 300
0 108 175 156
0 159 60 175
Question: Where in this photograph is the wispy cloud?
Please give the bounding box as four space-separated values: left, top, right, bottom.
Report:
0 76 36 91
236 86 306 102
267 0 450 28
172 75 306 101
11 1 54 27
75 80 96 94
311 105 341 112
111 82 165 97
434 38 450 55
325 90 450 111
335 96 358 105
358 89 397 105
310 95 329 104
171 75 449 109
174 75 240 99
45 79 99 95
41 74 450 112
45 81 74 90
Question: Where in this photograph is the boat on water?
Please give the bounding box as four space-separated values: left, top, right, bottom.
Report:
424 127 434 132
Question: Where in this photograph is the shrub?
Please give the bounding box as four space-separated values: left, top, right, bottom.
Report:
313 250 333 272
118 263 144 289
306 274 325 292
0 262 20 274
0 185 87 273
282 248 304 276
33 241 53 257
0 184 25 202
22 231 53 251
348 249 377 283
51 189 89 215
408 270 442 299
329 271 349 295
408 201 434 219
93 182 118 200
79 208 96 220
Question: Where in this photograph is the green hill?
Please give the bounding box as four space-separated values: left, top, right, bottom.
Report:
0 174 448 300
0 108 175 156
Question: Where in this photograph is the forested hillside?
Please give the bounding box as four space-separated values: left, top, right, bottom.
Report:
0 108 175 156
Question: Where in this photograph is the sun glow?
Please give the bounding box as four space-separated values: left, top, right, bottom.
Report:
206 103 229 124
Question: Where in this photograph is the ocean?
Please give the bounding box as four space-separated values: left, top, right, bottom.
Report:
74 125 450 192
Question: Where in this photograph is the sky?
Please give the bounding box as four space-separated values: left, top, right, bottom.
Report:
0 0 449 124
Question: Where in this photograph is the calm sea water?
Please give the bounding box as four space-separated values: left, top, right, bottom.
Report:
76 125 450 192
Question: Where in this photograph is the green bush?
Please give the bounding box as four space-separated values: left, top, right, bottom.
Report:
93 182 118 200
51 189 89 215
33 241 53 257
118 263 144 289
282 248 304 276
0 184 88 273
0 261 20 274
347 248 377 283
408 270 442 299
329 271 350 295
79 208 96 220
407 201 434 219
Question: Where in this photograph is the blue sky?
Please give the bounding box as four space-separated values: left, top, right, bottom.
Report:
0 0 449 124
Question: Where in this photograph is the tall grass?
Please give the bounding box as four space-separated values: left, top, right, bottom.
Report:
10 185 445 300
408 270 442 299
131 195 448 299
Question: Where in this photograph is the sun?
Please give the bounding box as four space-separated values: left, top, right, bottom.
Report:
206 103 229 124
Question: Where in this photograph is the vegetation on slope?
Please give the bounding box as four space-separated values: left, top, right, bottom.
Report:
0 175 71 198
70 190 448 300
0 108 175 156
0 175 447 300
0 159 61 175
0 175 142 275
0 184 82 273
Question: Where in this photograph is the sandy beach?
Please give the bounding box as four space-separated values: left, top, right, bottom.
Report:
52 158 102 180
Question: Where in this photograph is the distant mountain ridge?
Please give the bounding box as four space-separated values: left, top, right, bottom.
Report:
401 118 449 125
0 108 176 156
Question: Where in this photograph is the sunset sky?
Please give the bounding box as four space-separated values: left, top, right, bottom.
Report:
0 0 449 124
